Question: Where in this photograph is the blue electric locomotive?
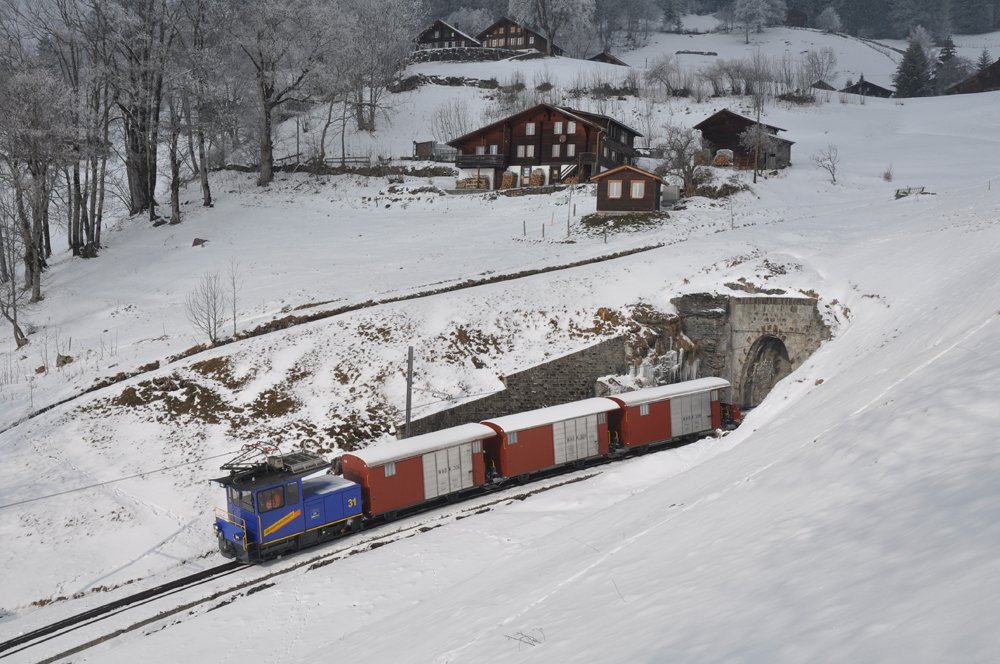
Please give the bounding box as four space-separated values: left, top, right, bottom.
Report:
212 445 363 563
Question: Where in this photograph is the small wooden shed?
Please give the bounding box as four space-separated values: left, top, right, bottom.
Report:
590 165 665 213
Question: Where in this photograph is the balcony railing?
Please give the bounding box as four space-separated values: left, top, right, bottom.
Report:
456 154 507 169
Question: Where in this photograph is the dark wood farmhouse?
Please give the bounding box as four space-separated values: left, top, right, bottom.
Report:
693 109 793 170
447 103 641 189
415 20 481 50
590 165 665 213
589 51 629 66
839 74 894 98
945 59 1000 95
476 17 563 56
811 79 836 91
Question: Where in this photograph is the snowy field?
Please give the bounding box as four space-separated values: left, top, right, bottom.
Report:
3 25 1000 664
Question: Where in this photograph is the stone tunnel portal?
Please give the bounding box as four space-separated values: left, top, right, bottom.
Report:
741 334 792 408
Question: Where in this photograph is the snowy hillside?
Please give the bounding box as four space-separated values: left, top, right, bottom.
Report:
3 24 1000 664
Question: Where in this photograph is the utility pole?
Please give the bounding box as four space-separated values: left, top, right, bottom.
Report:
404 346 413 438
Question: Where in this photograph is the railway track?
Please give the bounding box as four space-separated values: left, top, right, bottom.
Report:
0 561 243 659
5 431 717 662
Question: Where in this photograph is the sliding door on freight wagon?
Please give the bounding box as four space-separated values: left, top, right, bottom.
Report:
552 414 601 464
669 392 713 437
422 441 478 500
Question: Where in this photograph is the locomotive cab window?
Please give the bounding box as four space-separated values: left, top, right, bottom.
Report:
286 482 300 505
229 489 254 512
257 486 285 513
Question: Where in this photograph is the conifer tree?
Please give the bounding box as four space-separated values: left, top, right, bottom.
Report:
893 39 933 97
977 49 994 72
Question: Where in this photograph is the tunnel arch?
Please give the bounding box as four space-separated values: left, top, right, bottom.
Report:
740 334 792 409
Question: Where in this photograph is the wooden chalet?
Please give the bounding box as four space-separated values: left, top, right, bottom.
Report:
945 59 1000 95
693 109 793 170
811 79 836 91
415 19 481 50
590 165 665 213
446 103 641 190
839 74 893 98
589 51 629 66
476 17 563 56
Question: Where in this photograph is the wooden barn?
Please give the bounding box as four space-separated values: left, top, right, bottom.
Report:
693 109 793 170
589 51 629 66
811 79 836 91
447 103 641 190
839 74 894 98
590 165 665 213
414 19 481 50
945 59 1000 95
476 17 563 56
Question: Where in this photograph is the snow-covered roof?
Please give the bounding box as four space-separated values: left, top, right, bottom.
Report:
609 377 731 407
483 397 619 433
341 422 497 467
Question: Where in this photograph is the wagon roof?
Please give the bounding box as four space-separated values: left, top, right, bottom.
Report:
341 422 497 467
483 397 619 432
608 377 731 407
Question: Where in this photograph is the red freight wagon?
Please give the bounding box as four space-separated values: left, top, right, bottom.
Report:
340 423 495 517
607 377 730 448
482 398 620 478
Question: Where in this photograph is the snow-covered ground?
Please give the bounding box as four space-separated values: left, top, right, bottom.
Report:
3 27 1000 664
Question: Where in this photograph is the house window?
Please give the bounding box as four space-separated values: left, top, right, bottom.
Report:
475 145 485 155
567 144 576 157
552 144 560 157
607 180 622 198
489 144 499 155
631 181 645 198
554 121 563 134
526 145 535 157
434 30 440 38
385 462 396 477
639 403 650 416
525 122 536 136
516 145 525 158
567 121 576 133
508 431 519 444
529 36 535 44
603 147 609 157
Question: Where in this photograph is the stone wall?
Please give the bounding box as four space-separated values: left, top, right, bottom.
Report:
406 336 627 435
672 294 829 407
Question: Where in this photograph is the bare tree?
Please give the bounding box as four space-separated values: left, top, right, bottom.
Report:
813 144 840 183
0 187 29 347
232 0 328 186
343 0 419 132
739 123 776 177
733 0 787 44
508 0 596 56
227 258 241 337
429 100 473 143
803 48 838 85
816 7 842 33
654 123 703 196
186 271 226 343
644 53 679 98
